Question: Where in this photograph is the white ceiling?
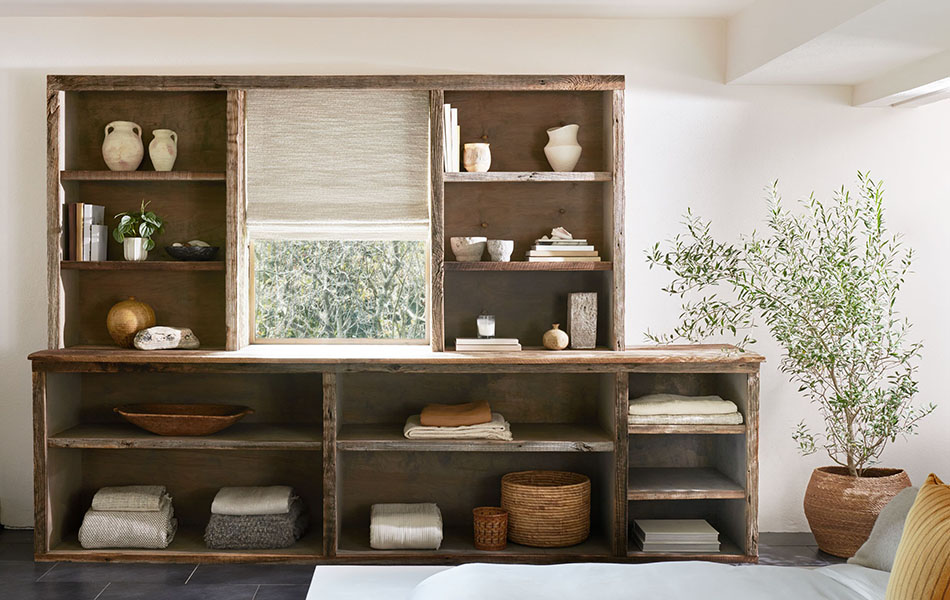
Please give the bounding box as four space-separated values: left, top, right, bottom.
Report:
0 0 757 19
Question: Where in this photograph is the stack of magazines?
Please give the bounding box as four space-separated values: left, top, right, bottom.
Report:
526 237 600 263
632 519 721 553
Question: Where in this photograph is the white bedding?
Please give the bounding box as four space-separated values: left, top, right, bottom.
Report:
409 562 890 600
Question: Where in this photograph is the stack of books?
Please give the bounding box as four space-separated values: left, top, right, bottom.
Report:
64 203 107 261
455 338 522 352
442 103 460 172
526 238 601 263
632 519 721 553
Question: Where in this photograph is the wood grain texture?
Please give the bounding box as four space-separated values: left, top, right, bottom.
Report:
48 90 65 349
49 74 625 92
445 261 611 271
60 170 225 181
746 371 760 557
48 423 321 450
337 423 613 452
613 372 628 555
323 372 338 557
32 372 49 555
627 424 746 435
429 91 445 352
61 261 224 271
444 171 611 182
627 467 745 500
226 90 249 350
609 90 625 350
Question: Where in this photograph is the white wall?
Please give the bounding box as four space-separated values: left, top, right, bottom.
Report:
1 16 948 531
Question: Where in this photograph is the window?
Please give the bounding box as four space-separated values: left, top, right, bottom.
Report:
245 89 430 342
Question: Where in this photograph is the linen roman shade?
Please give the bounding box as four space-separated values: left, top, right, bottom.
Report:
246 90 430 240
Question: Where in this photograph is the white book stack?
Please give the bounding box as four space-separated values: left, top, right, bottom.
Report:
442 104 460 172
455 338 522 352
526 238 601 262
632 519 721 553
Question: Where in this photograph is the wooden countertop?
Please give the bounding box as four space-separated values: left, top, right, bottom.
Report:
29 344 763 373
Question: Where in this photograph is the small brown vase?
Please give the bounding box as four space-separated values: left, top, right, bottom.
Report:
803 466 911 558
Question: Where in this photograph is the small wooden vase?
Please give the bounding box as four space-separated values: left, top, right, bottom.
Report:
543 323 569 350
106 297 156 348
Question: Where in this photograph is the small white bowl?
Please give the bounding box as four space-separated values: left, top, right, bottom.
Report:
450 236 487 262
487 240 514 262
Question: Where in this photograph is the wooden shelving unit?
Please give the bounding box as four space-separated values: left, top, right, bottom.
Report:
34 74 759 567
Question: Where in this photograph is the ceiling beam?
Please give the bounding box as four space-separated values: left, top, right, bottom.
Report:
726 0 886 83
853 49 950 107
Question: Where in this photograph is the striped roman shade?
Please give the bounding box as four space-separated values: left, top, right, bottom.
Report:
886 473 950 599
246 90 430 240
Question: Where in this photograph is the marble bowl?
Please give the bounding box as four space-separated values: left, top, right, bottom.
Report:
450 236 487 262
487 240 514 262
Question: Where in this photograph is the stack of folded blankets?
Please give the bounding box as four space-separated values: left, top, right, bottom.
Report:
370 503 443 550
628 394 744 425
204 486 308 549
78 485 177 549
403 400 512 441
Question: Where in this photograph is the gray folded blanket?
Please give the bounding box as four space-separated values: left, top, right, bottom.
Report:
204 497 308 549
79 494 177 549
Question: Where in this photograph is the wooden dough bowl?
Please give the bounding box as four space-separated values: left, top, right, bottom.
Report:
115 403 254 436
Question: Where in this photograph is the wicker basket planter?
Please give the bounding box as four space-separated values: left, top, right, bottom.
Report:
803 466 911 558
473 507 508 551
501 470 590 548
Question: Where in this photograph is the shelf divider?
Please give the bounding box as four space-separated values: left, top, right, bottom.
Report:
48 423 321 451
337 423 613 452
61 260 225 271
444 171 611 183
627 467 745 500
445 261 611 272
61 170 226 182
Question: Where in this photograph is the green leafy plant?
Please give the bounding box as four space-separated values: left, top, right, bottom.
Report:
113 200 165 251
647 172 934 476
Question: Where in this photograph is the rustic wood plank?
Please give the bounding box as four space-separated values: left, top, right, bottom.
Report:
627 424 746 435
60 260 224 271
613 372 629 556
429 91 445 352
226 89 249 350
444 171 612 182
627 467 745 500
610 89 625 350
32 372 49 556
337 423 613 452
746 370 760 557
48 423 321 450
627 537 749 562
445 261 611 271
323 372 338 558
61 170 225 181
49 74 625 92
48 90 65 349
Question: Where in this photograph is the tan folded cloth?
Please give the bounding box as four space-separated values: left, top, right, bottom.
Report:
404 413 513 441
420 401 492 427
91 485 168 512
628 412 744 425
211 486 296 516
79 494 177 549
629 394 739 416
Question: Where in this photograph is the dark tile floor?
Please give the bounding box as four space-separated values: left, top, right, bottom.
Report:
0 528 844 599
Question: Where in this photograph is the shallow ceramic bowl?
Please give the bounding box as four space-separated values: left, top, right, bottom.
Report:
165 246 219 261
115 403 254 436
487 240 514 262
450 237 487 262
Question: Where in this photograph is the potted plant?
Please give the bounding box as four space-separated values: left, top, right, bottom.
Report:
113 200 165 261
646 173 934 558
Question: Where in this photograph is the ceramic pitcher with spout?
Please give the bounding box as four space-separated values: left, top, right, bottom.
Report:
544 124 582 172
102 121 144 171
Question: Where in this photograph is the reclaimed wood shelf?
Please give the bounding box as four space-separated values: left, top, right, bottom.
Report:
337 423 613 452
627 467 745 500
444 261 611 271
443 171 611 183
627 424 747 435
60 170 226 181
60 260 225 271
48 423 321 451
627 536 747 563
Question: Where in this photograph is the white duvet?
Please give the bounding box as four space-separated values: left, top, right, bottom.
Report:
409 562 889 600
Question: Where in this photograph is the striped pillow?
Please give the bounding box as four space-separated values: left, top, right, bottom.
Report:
886 474 950 600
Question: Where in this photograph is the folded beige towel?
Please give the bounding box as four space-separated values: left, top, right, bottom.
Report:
370 503 443 550
211 486 296 516
628 412 744 425
403 412 512 441
629 394 739 416
91 485 168 512
420 401 492 427
79 494 177 549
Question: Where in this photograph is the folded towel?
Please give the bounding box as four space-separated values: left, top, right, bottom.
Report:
370 503 443 550
404 412 513 441
211 486 296 516
205 498 308 549
629 394 739 416
420 401 492 427
91 485 168 512
628 412 744 425
79 494 177 549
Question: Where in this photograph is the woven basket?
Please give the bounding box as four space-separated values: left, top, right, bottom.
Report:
804 466 911 558
501 470 590 548
473 507 508 551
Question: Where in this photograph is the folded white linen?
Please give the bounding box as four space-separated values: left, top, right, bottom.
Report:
91 485 168 512
629 394 739 416
370 503 443 550
628 413 744 425
79 494 177 549
403 412 513 441
211 486 296 516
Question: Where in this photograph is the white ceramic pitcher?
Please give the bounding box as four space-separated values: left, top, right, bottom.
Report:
544 124 582 172
149 129 178 171
102 121 144 171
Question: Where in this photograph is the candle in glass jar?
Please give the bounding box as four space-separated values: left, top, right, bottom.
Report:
477 315 495 338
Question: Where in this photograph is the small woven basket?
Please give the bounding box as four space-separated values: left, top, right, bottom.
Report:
473 506 508 551
501 470 590 548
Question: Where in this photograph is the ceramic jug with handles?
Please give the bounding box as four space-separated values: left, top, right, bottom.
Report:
102 121 144 171
149 129 178 171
